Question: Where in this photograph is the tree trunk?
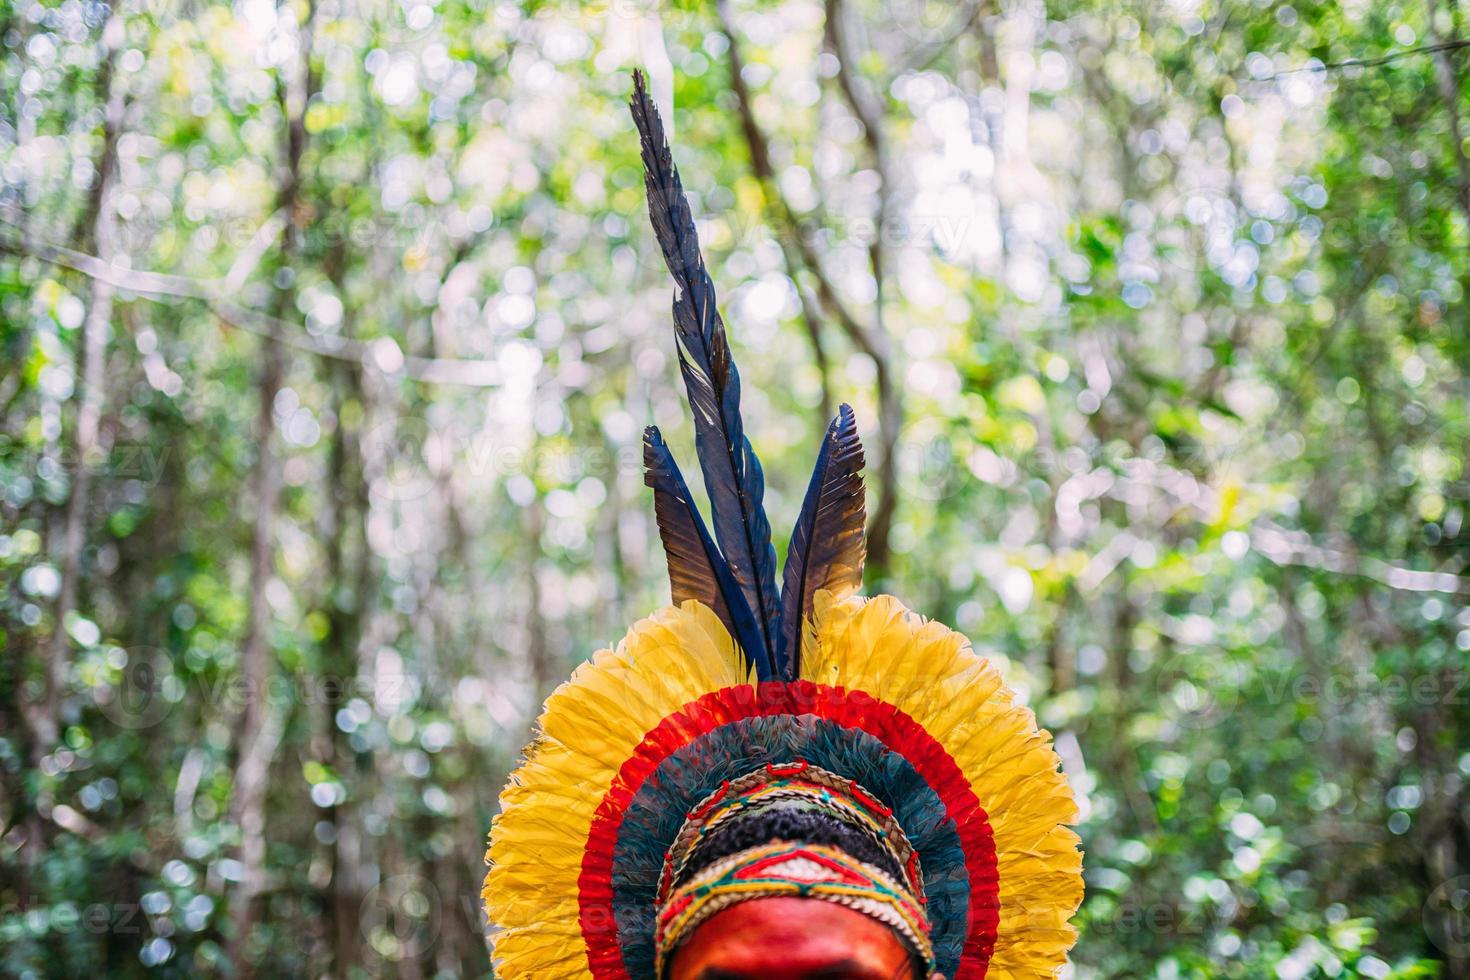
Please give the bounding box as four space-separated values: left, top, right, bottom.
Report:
14 9 127 908
320 344 370 973
226 4 316 966
824 0 903 583
37 9 126 761
720 0 904 584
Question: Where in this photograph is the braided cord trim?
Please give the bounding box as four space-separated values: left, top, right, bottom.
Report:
654 841 935 977
658 761 923 905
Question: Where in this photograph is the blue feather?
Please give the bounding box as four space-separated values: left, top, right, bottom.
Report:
630 69 784 670
778 404 867 678
643 426 774 679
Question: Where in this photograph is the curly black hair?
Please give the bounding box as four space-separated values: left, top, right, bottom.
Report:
673 804 907 887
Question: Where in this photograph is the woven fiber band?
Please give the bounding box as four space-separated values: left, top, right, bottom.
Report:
654 841 935 977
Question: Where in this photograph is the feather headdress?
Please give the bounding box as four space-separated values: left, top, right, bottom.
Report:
484 71 1083 979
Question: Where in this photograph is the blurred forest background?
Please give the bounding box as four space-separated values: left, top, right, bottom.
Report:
3 0 1470 975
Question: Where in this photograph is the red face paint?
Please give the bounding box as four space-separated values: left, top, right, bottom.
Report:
666 896 930 980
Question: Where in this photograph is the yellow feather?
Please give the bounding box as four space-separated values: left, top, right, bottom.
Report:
483 601 750 979
486 593 1081 979
803 591 1084 978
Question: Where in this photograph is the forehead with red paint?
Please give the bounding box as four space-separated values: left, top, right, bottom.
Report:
666 896 925 980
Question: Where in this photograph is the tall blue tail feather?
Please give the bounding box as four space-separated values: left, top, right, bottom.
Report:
629 69 783 669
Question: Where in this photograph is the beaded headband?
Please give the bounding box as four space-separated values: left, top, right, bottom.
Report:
657 760 925 908
654 842 936 977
